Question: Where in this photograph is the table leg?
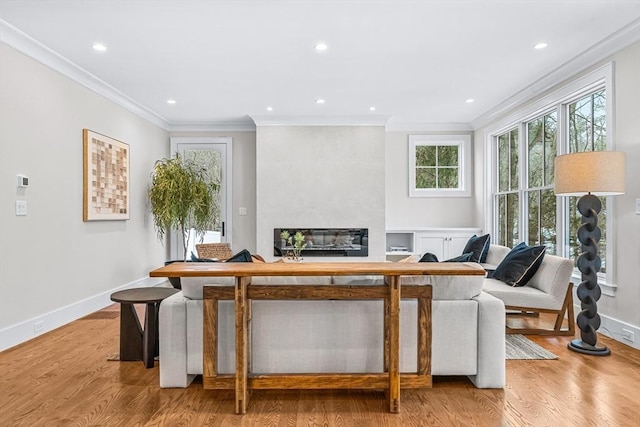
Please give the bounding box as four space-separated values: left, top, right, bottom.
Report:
119 303 143 362
235 276 250 414
204 296 218 378
142 302 158 368
383 298 389 373
386 275 400 413
417 297 431 376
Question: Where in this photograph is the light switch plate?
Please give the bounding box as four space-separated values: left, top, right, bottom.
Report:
636 198 640 215
239 207 247 216
16 200 27 216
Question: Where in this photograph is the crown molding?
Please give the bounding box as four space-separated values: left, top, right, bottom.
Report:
250 114 391 126
472 18 640 130
167 120 257 132
0 19 170 130
384 122 473 132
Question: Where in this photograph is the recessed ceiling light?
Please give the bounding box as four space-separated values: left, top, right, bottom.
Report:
465 99 475 103
166 99 176 105
266 106 273 111
314 43 328 51
534 42 548 50
369 106 376 111
92 43 107 52
315 99 325 104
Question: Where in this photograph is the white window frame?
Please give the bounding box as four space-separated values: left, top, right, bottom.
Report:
409 134 472 197
484 63 617 295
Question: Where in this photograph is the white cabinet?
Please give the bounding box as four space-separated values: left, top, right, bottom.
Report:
386 228 481 261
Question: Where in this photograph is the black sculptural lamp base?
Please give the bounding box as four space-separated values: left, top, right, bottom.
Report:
568 193 611 357
568 339 611 356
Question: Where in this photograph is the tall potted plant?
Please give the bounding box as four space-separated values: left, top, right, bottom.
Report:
148 153 219 262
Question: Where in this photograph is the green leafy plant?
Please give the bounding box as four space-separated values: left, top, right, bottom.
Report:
280 230 307 261
149 153 219 261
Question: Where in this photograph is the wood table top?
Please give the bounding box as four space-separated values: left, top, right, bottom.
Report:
149 261 486 278
110 287 180 303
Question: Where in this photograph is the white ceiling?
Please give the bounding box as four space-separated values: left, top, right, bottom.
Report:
1 0 639 129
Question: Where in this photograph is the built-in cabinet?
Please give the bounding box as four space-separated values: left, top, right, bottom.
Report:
386 228 482 261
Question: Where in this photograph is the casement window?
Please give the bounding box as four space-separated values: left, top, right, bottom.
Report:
409 134 471 197
488 64 615 293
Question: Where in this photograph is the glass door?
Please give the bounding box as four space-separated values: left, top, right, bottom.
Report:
169 137 232 260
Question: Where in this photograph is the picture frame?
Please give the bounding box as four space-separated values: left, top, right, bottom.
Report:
83 129 130 221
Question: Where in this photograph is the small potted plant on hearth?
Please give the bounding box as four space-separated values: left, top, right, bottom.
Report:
280 230 307 262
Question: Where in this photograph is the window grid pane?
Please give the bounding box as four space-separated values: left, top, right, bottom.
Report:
498 134 509 192
528 118 543 188
544 113 557 186
415 143 461 190
509 129 519 190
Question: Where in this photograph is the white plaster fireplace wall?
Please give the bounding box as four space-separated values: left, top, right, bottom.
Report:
256 126 386 261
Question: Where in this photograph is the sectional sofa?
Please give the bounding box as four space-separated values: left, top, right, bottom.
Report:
158 270 506 389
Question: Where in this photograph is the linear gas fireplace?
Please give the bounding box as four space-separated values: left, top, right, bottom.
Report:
274 228 368 257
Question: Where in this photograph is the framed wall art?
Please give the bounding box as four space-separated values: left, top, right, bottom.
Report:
83 129 130 221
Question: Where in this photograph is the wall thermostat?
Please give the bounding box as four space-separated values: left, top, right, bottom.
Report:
17 175 29 187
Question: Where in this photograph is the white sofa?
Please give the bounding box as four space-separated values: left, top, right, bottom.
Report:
159 269 506 389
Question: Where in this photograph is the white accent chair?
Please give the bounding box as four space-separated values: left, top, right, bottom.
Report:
482 244 575 336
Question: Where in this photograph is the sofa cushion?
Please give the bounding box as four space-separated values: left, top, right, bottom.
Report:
462 234 491 263
252 276 333 285
484 245 511 266
418 252 439 262
181 276 236 300
225 249 253 263
483 278 560 310
401 272 485 300
492 242 546 287
419 252 473 262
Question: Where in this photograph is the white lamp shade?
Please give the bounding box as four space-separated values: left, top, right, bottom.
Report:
554 151 626 196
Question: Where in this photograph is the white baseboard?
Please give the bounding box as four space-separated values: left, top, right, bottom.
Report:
0 276 169 352
574 304 640 351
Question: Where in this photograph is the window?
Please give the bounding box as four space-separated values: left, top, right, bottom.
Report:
488 64 615 292
566 89 608 272
526 112 557 254
495 129 519 247
409 134 471 197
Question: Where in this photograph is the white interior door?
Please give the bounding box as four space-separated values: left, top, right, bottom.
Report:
169 137 232 260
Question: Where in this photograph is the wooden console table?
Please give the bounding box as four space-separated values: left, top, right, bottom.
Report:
150 262 485 414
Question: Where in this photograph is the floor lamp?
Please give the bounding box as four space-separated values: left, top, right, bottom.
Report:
554 151 626 356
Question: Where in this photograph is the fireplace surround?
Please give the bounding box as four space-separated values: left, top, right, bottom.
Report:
274 228 368 257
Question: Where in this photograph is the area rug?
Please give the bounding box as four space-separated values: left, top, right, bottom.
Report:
505 334 558 360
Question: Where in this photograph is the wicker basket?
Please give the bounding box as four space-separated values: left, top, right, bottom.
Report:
196 243 233 261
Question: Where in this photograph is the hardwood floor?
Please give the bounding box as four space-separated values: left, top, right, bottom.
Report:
1 305 639 426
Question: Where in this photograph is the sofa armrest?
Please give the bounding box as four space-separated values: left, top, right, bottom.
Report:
467 292 505 388
159 291 196 388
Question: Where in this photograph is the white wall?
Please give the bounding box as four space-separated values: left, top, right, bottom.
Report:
601 42 640 332
168 131 257 254
256 126 386 261
385 131 482 229
474 41 640 340
0 43 168 348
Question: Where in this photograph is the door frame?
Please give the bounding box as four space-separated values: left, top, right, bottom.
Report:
169 136 233 260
